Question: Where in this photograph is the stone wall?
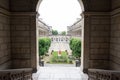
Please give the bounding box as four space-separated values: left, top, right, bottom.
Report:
90 14 110 69
0 0 9 10
0 0 11 69
111 0 120 10
82 0 111 12
110 1 120 70
84 13 110 72
10 0 39 72
10 13 37 71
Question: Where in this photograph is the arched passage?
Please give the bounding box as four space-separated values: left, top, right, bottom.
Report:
36 0 88 73
0 0 120 80
8 0 112 74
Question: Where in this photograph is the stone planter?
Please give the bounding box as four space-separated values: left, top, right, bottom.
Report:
75 60 81 67
40 61 44 66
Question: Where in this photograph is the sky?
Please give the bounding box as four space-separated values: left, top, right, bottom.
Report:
38 0 82 32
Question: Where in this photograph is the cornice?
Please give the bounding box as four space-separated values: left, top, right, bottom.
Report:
0 7 10 16
111 8 120 16
10 12 37 16
0 8 37 17
83 12 110 16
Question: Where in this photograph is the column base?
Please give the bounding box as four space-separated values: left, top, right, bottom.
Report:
32 68 37 73
83 68 88 74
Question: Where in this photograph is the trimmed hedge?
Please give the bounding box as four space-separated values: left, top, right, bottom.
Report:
69 38 81 58
39 38 51 56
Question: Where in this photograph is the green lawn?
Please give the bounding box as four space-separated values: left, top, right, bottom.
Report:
50 51 73 64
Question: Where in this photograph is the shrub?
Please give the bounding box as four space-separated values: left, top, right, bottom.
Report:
69 38 81 59
39 38 51 56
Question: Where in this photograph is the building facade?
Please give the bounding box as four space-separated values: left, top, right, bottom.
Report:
37 19 52 38
67 18 83 39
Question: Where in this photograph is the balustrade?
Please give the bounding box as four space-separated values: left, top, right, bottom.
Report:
0 68 32 80
88 69 120 80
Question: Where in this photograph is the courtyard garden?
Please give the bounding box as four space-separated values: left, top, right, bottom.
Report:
38 37 81 66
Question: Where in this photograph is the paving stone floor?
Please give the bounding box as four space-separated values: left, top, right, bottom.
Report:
44 63 75 67
32 66 88 80
33 40 88 80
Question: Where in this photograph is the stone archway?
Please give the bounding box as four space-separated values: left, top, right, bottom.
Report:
36 0 88 72
8 0 112 73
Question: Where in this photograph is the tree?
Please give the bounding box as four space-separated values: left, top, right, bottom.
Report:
61 31 66 35
52 30 58 35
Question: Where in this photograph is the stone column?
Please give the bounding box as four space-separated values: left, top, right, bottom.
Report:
0 6 11 69
83 12 110 73
11 12 37 72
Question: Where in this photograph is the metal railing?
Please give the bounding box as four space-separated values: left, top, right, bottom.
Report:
0 68 32 80
88 69 120 80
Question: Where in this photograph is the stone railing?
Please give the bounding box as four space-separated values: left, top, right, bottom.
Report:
88 69 120 80
0 68 32 80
